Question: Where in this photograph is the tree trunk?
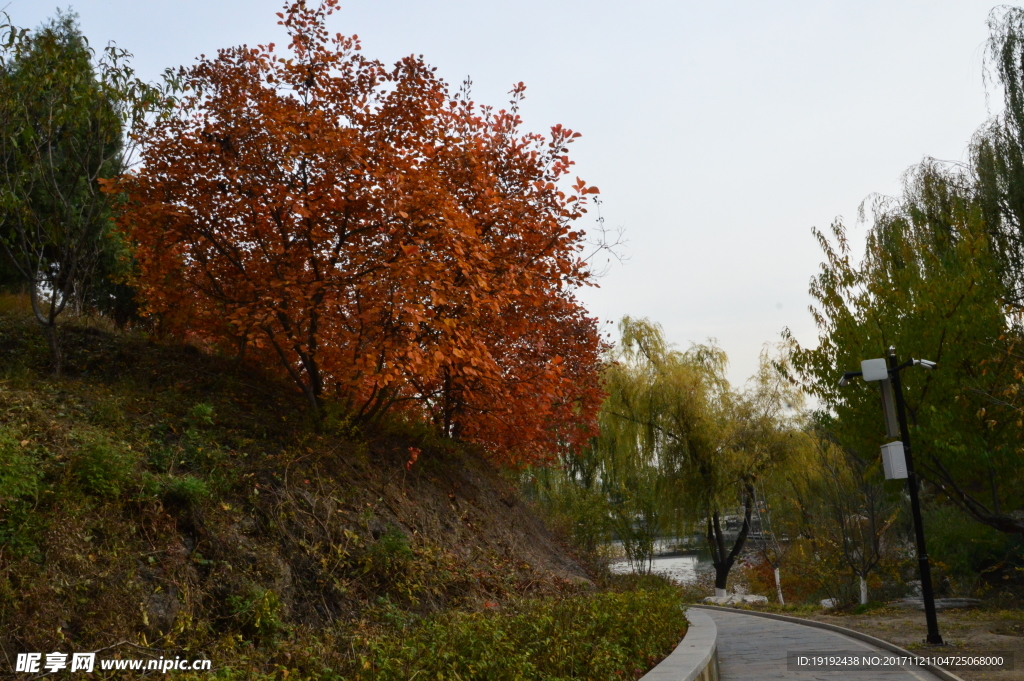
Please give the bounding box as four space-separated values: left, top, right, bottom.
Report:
713 560 730 592
860 575 868 605
775 567 785 605
266 330 322 417
28 279 64 375
707 483 756 594
44 322 62 376
43 283 63 376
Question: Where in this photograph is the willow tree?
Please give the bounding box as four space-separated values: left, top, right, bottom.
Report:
746 346 815 604
974 6 1024 303
598 317 797 592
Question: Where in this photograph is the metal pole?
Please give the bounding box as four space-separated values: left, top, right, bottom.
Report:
887 347 944 645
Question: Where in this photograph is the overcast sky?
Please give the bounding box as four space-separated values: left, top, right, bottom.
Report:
7 0 1003 385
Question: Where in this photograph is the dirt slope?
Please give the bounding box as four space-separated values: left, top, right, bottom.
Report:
0 309 590 660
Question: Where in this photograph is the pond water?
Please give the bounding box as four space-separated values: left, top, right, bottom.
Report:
608 552 714 585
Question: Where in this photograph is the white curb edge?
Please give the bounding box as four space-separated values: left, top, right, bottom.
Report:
640 608 720 681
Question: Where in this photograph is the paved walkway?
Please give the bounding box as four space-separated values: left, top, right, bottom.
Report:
703 608 945 680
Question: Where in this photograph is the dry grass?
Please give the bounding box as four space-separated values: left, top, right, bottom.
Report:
0 291 32 315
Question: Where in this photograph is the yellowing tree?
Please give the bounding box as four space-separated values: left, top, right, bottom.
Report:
596 317 800 593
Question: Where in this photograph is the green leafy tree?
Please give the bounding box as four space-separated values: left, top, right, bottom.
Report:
788 161 1024 535
0 11 160 370
751 389 816 605
814 429 903 605
524 450 612 559
790 5 1024 545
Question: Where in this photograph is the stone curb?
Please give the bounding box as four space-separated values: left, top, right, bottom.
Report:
640 608 720 681
691 604 966 681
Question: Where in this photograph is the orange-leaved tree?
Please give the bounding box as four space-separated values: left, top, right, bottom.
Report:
107 0 603 464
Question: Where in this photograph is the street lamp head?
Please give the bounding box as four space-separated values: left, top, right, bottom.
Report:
914 359 937 370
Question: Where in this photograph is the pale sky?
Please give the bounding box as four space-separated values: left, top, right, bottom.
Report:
8 0 1002 385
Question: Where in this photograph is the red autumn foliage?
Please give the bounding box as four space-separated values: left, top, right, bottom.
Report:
107 0 603 464
405 447 420 471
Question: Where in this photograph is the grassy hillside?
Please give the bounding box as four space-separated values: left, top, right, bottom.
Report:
0 298 686 679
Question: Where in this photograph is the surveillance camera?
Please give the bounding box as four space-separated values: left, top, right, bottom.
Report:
914 359 937 370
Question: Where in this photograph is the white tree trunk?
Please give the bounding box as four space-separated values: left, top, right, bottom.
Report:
860 576 868 605
715 587 727 597
774 567 785 605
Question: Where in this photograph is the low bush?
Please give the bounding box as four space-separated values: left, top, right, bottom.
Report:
0 427 38 503
162 474 211 507
70 431 139 498
360 525 416 594
227 585 285 643
182 580 687 681
354 584 686 681
0 428 41 554
739 542 837 605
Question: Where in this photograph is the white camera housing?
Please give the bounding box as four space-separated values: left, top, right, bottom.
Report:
861 358 889 382
881 441 908 480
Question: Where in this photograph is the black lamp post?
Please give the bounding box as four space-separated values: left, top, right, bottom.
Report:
839 346 944 645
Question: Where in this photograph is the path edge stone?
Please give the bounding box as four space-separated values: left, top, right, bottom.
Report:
639 607 720 681
691 604 966 681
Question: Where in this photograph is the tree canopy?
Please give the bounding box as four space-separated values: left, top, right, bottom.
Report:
0 11 157 370
788 151 1024 535
109 0 603 464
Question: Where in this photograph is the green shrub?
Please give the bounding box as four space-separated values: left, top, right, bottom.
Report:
0 428 39 503
71 432 137 498
136 471 163 499
227 586 284 643
0 429 41 555
360 525 417 598
364 526 414 574
163 475 210 507
187 402 215 429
